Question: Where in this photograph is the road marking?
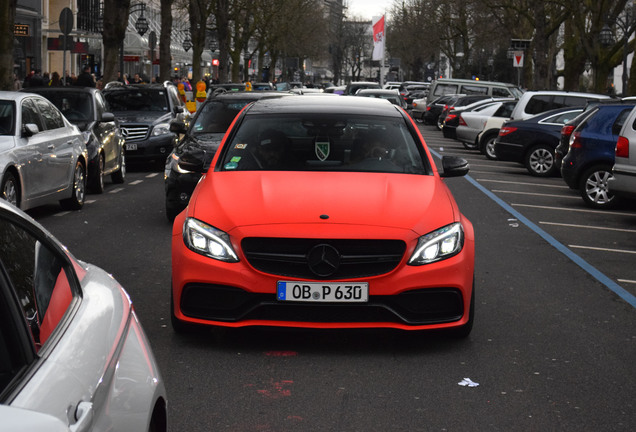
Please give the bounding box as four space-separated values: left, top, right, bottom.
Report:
619 279 636 284
492 190 578 199
109 187 125 193
539 221 636 234
569 245 636 255
428 147 636 309
478 179 569 189
54 211 71 217
129 180 143 185
85 199 96 204
146 173 159 178
512 203 636 217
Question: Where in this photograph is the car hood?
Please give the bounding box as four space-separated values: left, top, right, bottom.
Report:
187 133 225 151
113 111 172 125
188 171 458 236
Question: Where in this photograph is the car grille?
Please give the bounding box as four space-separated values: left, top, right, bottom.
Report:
241 238 406 279
180 284 464 325
121 124 149 142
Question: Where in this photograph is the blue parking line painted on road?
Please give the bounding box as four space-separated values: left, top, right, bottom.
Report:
431 148 636 310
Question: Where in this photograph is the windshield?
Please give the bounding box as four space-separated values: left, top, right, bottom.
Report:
219 114 432 174
191 100 250 136
35 92 93 123
105 89 169 112
0 101 15 135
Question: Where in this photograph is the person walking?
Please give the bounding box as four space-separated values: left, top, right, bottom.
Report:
75 65 96 87
49 71 62 86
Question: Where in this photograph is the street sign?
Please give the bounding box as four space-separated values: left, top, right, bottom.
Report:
59 7 73 35
513 51 524 68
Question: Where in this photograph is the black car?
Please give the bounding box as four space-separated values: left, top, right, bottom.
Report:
494 106 583 176
103 81 188 167
420 95 454 125
22 86 125 193
164 91 293 221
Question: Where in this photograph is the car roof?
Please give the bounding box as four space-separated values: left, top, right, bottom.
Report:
1 90 48 101
208 91 293 101
244 95 404 117
20 86 98 94
356 89 399 95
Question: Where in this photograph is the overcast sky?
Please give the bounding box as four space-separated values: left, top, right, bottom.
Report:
346 0 389 21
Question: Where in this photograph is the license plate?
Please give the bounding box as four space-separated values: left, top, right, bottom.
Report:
277 281 368 302
126 143 137 151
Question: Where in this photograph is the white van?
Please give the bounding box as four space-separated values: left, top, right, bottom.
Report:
426 78 523 106
509 90 611 121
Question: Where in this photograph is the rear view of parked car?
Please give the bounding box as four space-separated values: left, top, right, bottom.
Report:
561 103 635 208
0 91 87 211
0 200 167 431
495 107 583 176
611 105 636 200
509 90 610 121
21 87 125 193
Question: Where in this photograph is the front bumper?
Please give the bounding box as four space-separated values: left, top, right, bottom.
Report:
124 134 176 163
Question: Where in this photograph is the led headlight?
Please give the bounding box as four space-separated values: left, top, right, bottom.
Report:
152 123 171 136
408 223 464 265
183 218 239 262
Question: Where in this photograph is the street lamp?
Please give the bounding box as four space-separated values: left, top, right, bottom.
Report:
182 36 193 52
600 6 634 96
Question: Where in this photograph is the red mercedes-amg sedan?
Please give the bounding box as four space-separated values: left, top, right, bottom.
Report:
171 96 475 336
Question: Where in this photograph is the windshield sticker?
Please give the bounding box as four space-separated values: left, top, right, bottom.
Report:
315 138 330 161
235 143 247 150
230 156 242 163
224 162 238 170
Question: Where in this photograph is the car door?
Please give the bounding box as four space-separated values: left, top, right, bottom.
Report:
94 91 118 172
17 98 51 200
31 97 78 194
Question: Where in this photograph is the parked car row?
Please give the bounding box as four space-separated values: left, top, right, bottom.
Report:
422 89 636 209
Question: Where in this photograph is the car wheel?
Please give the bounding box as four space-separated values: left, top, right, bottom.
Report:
1 172 20 208
111 147 126 184
579 165 618 209
60 161 86 210
480 133 498 160
525 144 557 177
436 117 444 131
90 153 105 194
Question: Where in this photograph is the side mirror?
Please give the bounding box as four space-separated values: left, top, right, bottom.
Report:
22 123 39 137
440 155 469 178
101 112 115 122
170 119 187 135
178 147 206 173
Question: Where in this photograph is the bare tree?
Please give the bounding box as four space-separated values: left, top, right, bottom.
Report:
102 0 132 85
160 0 175 82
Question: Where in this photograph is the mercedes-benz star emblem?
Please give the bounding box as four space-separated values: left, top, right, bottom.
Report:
121 128 129 138
307 244 341 277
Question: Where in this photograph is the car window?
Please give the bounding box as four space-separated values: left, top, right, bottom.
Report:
95 91 107 118
434 84 459 96
541 110 583 125
48 93 93 122
461 85 488 95
612 109 632 135
219 114 431 174
492 87 512 97
0 100 15 136
21 99 44 132
33 98 65 130
104 88 169 112
0 217 76 350
192 100 249 134
525 95 554 115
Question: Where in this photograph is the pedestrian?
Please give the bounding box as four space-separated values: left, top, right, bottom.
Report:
13 73 22 90
49 71 62 86
75 65 95 87
131 73 144 84
29 69 45 87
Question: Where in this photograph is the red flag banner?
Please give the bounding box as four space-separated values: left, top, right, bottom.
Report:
372 15 385 61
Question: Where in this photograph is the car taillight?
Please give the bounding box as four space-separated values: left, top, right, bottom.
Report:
426 106 432 112
459 115 467 126
561 124 575 138
446 113 457 122
499 126 517 136
569 131 582 148
616 136 630 158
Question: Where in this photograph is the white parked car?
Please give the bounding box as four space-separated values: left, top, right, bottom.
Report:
0 200 167 431
456 100 517 151
0 91 87 211
610 105 636 201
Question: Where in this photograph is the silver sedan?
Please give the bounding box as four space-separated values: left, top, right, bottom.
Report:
0 91 87 211
0 200 167 431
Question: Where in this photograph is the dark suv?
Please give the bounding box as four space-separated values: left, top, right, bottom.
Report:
103 81 187 167
164 91 293 221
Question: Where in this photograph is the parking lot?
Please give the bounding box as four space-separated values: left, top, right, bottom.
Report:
419 123 636 303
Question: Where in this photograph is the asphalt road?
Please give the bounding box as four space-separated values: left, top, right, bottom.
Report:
28 124 636 432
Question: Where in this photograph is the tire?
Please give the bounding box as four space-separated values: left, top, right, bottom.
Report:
436 117 444 131
480 133 498 160
1 172 20 208
90 153 105 194
525 144 557 177
60 161 86 210
111 147 126 184
578 165 618 209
